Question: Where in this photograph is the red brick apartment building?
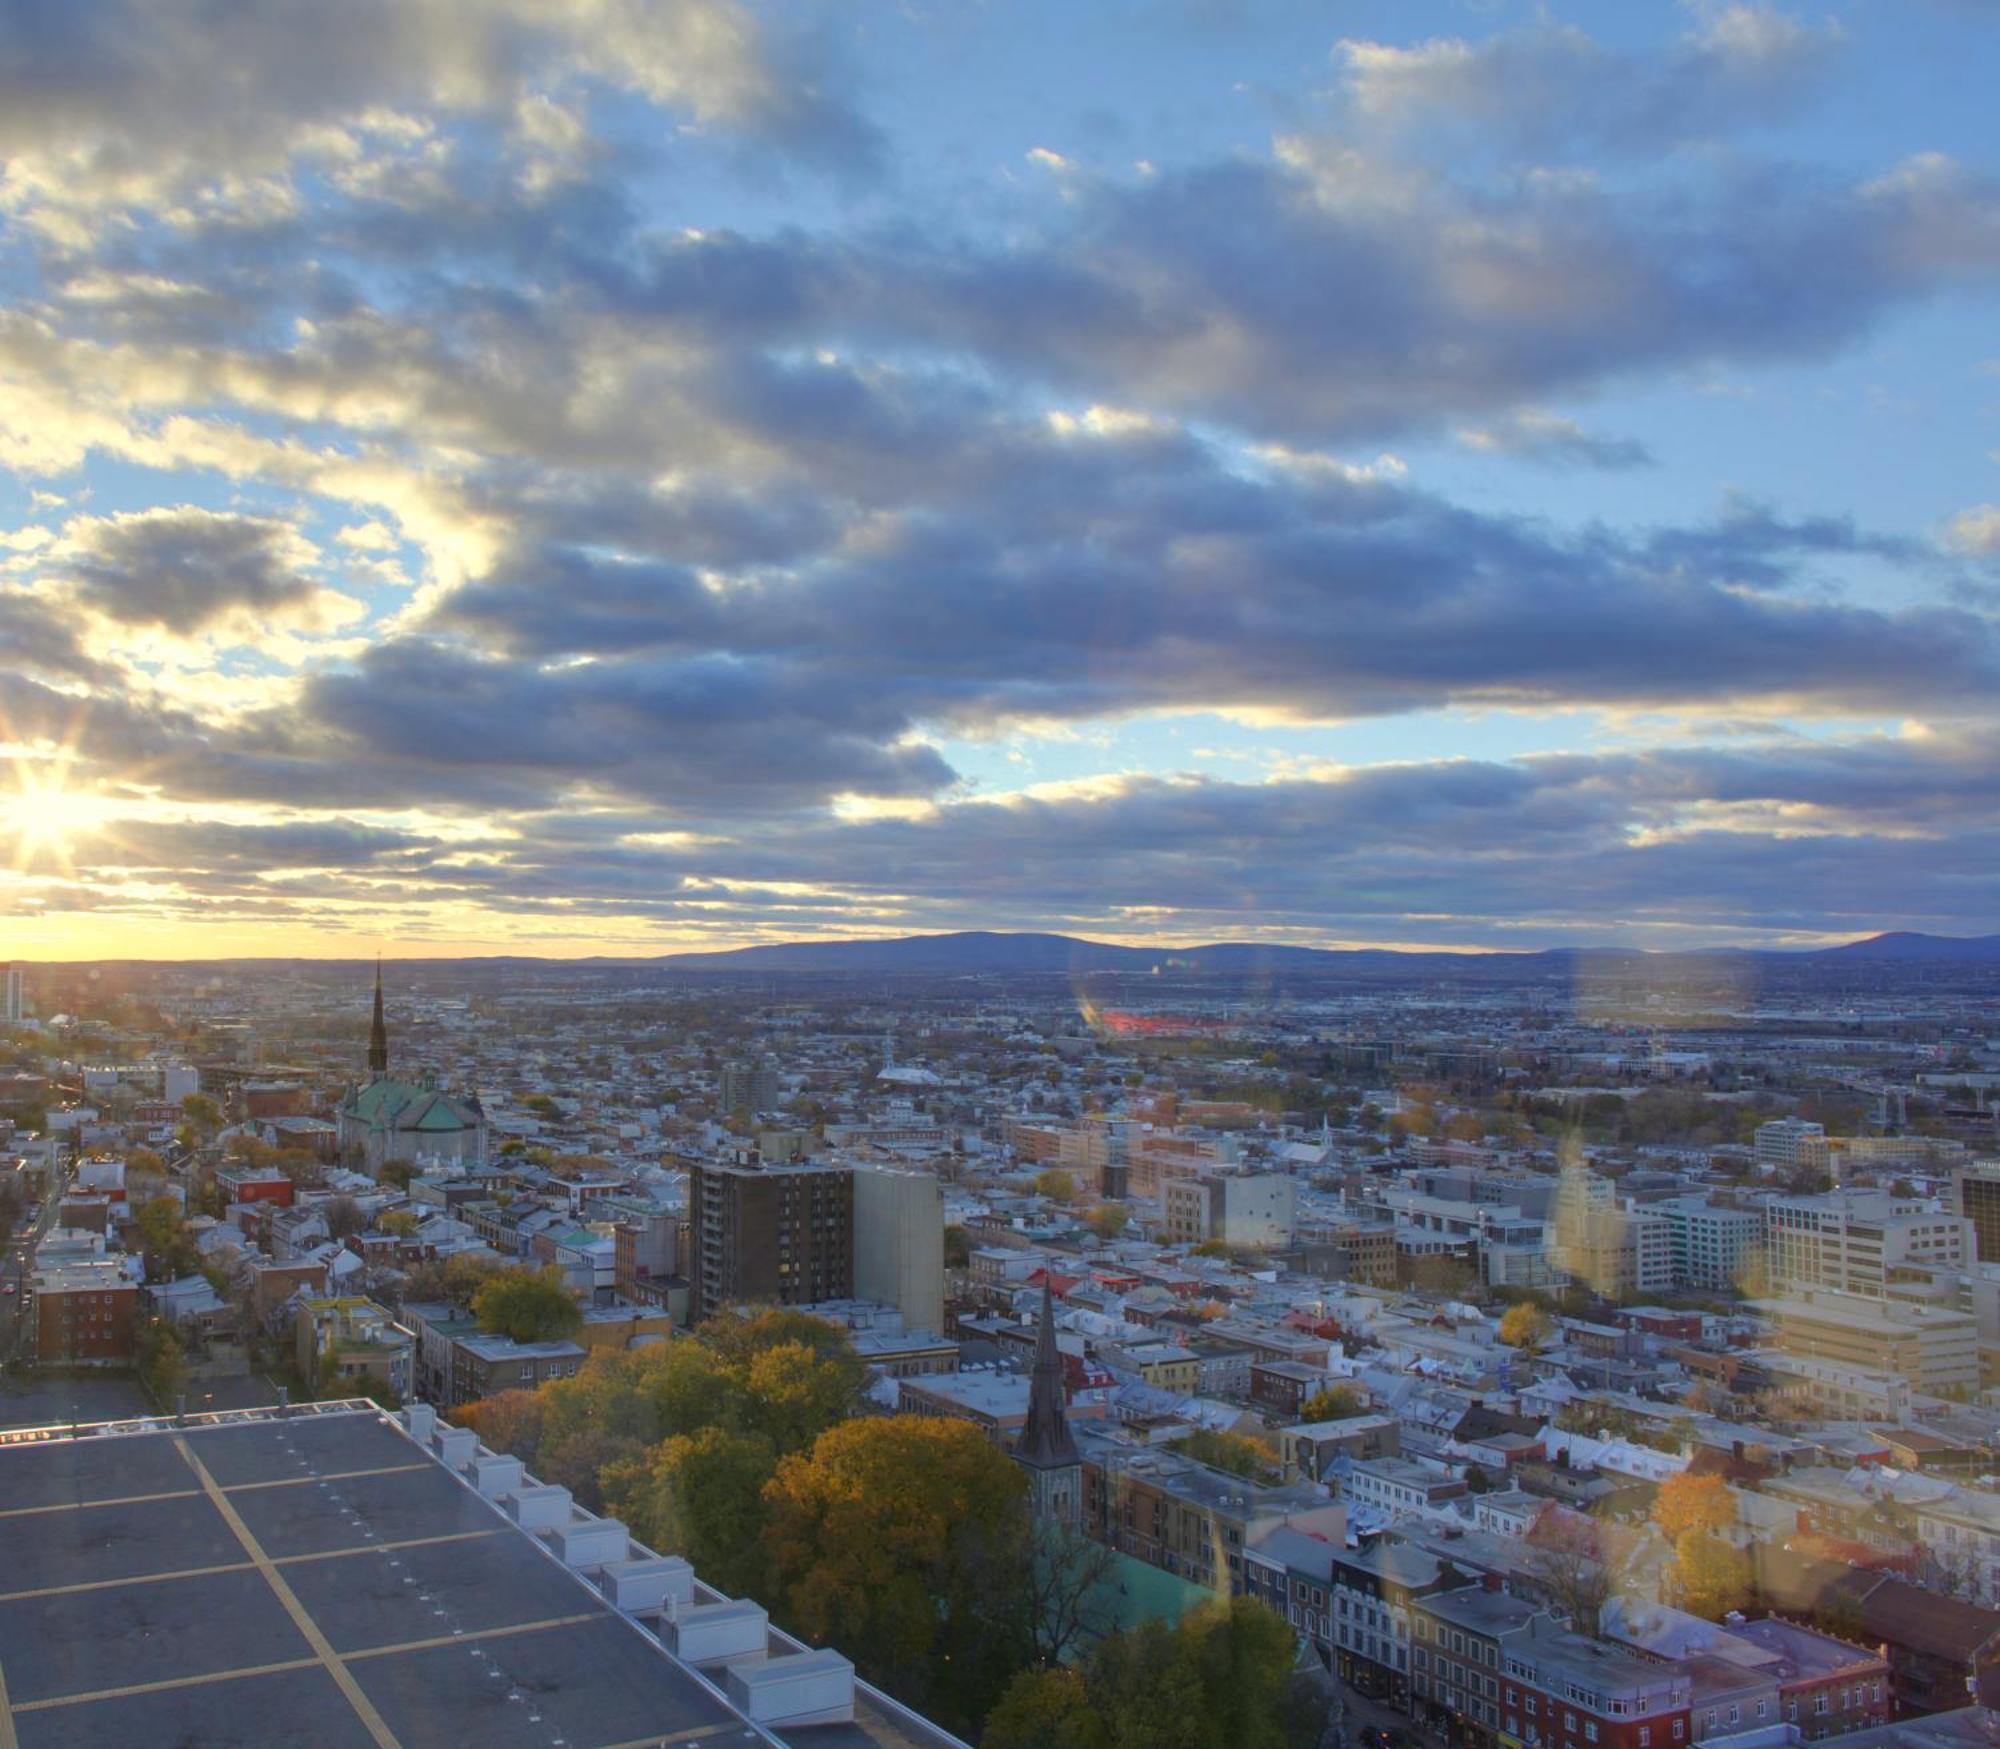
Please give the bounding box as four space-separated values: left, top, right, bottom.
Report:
34 1261 138 1364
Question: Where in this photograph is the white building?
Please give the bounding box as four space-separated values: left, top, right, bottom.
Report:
1658 1196 1763 1291
1755 1118 1828 1174
850 1164 946 1334
1763 1190 1971 1295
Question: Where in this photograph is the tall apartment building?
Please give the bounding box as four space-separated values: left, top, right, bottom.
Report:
1763 1190 1971 1295
851 1164 945 1332
1658 1196 1763 1291
718 1057 781 1115
1953 1161 2000 1265
687 1159 853 1323
2 962 22 1024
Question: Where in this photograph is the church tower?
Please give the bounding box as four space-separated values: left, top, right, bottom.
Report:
1014 1276 1081 1523
367 956 389 1078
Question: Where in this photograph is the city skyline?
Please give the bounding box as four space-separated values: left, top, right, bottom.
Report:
3 2 2000 959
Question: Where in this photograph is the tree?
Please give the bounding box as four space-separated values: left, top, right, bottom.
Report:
133 1194 201 1281
322 1195 367 1240
984 1666 1105 1749
1652 1473 1735 1542
137 1318 188 1410
1499 1303 1555 1350
1299 1384 1362 1422
943 1223 971 1269
611 1424 779 1599
456 1388 544 1458
1527 1511 1612 1637
378 1209 419 1238
180 1092 222 1139
1086 1202 1130 1241
442 1249 509 1307
1670 1530 1752 1621
1035 1168 1078 1205
761 1415 1035 1732
376 1157 418 1190
989 1598 1304 1749
1175 1428 1273 1479
472 1265 583 1343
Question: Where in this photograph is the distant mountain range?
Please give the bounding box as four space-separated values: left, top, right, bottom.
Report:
650 928 2000 975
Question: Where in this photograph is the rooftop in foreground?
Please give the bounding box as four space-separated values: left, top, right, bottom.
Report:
0 1400 964 1749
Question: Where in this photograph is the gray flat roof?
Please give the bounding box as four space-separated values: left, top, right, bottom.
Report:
0 1404 962 1749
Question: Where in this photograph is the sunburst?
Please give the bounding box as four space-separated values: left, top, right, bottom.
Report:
0 752 118 877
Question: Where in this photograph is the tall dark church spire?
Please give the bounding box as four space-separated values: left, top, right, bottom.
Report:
1016 1276 1078 1471
367 956 389 1077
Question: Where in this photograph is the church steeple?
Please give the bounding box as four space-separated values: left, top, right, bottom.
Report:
1016 1276 1079 1472
367 956 389 1077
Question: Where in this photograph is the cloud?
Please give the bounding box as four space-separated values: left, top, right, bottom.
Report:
0 4 1995 951
1455 411 1654 469
1336 7 1840 160
0 0 877 238
49 506 351 636
1947 504 2000 554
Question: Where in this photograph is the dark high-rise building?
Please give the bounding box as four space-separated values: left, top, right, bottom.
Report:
687 1158 852 1323
1955 1162 2000 1265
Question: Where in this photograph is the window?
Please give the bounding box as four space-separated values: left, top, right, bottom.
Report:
1639 1732 1650 1748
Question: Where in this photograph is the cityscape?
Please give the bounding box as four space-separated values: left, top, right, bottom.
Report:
3 1 2000 1746
4 941 2000 1748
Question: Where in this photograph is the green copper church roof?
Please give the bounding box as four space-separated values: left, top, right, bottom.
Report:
340 1076 479 1134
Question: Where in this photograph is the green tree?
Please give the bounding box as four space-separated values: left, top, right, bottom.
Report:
611 1424 778 1599
943 1223 971 1269
133 1194 200 1281
472 1265 583 1343
984 1666 1106 1749
376 1157 418 1190
1035 1168 1079 1204
989 1598 1303 1749
180 1092 223 1139
136 1318 189 1409
378 1209 419 1238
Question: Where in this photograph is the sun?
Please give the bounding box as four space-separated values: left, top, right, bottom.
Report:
0 757 117 875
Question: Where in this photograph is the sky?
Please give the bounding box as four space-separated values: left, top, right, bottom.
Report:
1 0 1998 960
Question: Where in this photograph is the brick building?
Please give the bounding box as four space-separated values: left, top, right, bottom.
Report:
34 1260 138 1364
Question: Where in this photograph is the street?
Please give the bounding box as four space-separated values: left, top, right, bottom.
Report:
3 1161 70 1369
